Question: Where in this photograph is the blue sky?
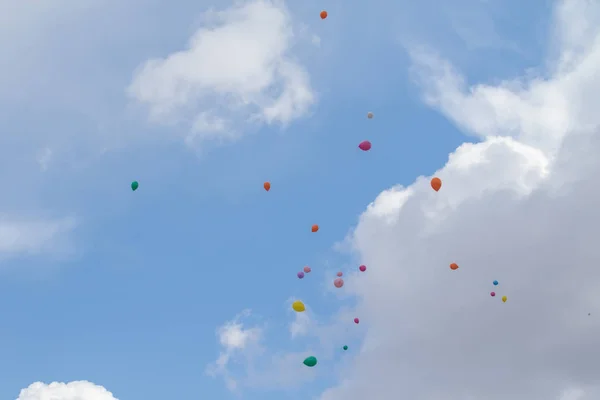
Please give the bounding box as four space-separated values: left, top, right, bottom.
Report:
4 0 600 399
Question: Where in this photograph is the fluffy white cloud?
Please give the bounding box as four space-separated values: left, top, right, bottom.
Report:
16 381 117 400
128 0 315 146
318 1 600 399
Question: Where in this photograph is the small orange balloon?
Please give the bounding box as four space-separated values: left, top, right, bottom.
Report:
320 10 327 19
431 177 442 192
450 263 459 270
264 182 271 191
311 224 319 232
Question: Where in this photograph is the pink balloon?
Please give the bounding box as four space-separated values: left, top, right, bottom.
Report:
334 278 344 288
490 291 495 297
354 318 359 324
359 265 366 272
303 266 311 273
297 271 305 279
358 140 371 151
336 271 343 277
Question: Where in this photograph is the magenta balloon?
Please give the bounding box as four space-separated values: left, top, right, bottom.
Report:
303 266 311 273
334 278 344 288
490 291 495 296
354 318 359 324
297 271 305 279
358 140 371 151
336 271 343 277
359 265 366 272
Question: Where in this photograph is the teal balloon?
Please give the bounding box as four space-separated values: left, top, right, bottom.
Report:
343 345 348 351
131 181 139 191
303 356 317 367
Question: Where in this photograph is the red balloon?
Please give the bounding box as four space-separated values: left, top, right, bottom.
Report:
358 141 371 151
354 318 359 324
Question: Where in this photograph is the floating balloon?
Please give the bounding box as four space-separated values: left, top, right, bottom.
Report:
358 140 372 151
367 112 373 119
292 301 305 312
450 263 459 270
303 266 311 273
334 278 344 288
343 345 348 350
303 356 318 367
490 292 495 297
502 296 507 303
431 177 442 192
320 10 327 19
493 280 498 285
264 182 270 191
336 271 343 277
297 271 305 279
359 265 366 272
131 181 139 191
354 318 359 324
311 224 319 232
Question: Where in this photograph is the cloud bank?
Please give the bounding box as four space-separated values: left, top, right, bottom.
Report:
319 0 600 399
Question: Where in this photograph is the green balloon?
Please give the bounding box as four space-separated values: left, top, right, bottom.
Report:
131 181 139 191
343 345 348 350
303 356 317 367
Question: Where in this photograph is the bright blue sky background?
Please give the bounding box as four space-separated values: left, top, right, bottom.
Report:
0 0 553 399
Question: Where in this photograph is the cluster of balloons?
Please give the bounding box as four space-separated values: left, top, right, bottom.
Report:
268 19 373 362
490 280 508 302
358 112 374 151
123 7 521 375
298 265 312 279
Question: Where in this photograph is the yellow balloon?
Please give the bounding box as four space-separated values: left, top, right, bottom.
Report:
292 300 306 312
502 296 507 303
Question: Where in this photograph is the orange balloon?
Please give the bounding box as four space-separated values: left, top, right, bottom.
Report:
431 177 442 192
264 182 271 191
311 224 319 232
320 10 327 19
450 263 459 270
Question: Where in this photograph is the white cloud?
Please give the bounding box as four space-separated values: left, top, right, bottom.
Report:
128 0 315 146
207 307 344 392
318 1 600 399
206 310 263 391
16 381 117 400
0 216 77 261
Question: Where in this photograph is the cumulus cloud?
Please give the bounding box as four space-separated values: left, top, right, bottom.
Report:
318 1 600 399
128 0 315 146
16 381 117 400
